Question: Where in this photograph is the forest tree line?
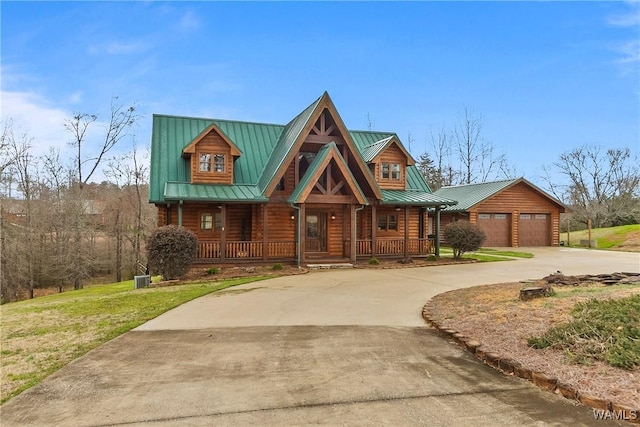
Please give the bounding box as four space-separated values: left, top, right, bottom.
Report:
1 99 156 303
2 102 638 303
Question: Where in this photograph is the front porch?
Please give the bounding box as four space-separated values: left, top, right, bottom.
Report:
195 237 436 264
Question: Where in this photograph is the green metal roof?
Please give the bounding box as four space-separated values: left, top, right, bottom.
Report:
150 94 441 205
288 142 367 204
361 137 393 163
433 178 521 211
164 182 268 202
150 115 283 203
257 94 323 192
380 190 457 206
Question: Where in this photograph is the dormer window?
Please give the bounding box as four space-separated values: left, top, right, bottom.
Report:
213 154 225 172
381 162 401 180
199 153 211 172
391 163 400 180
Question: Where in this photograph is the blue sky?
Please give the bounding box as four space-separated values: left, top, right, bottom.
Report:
2 1 639 188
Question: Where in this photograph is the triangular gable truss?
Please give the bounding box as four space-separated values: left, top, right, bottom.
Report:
263 92 382 200
181 123 242 158
288 142 367 205
362 136 416 165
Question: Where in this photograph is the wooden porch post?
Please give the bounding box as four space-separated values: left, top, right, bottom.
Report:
404 206 410 258
300 203 306 264
435 207 441 257
220 204 226 262
371 204 376 257
262 204 268 262
342 204 347 257
350 204 357 262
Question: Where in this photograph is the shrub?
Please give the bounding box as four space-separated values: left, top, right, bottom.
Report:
147 225 198 280
425 254 437 262
272 263 283 271
368 257 380 265
206 267 219 275
528 295 640 369
443 221 486 259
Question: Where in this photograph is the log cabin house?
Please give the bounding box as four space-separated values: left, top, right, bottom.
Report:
149 92 457 265
434 178 568 247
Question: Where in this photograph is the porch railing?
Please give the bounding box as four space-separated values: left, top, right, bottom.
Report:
196 238 433 262
196 240 296 262
356 238 434 257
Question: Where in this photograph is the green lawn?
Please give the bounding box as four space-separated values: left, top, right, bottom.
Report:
560 224 640 249
0 276 270 404
439 247 534 262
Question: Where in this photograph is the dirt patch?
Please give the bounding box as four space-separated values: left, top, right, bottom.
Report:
424 274 640 409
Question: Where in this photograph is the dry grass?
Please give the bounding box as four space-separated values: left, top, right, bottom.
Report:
428 281 640 408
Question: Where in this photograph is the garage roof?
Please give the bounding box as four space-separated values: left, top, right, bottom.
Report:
433 178 567 212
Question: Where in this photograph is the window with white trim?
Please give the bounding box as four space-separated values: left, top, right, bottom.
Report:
380 162 401 180
199 153 211 172
213 154 225 172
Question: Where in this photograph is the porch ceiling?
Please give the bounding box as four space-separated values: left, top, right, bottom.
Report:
164 182 268 202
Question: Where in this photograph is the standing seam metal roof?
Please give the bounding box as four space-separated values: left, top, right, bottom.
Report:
150 98 440 205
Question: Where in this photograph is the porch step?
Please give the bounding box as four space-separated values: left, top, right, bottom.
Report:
306 263 354 270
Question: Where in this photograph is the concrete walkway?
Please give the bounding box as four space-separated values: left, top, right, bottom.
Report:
1 248 638 426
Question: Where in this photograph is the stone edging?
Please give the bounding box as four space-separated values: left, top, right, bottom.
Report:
422 300 640 424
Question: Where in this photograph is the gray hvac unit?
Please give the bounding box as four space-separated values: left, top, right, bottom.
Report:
134 275 150 289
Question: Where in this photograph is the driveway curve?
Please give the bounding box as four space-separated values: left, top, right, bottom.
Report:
2 248 638 426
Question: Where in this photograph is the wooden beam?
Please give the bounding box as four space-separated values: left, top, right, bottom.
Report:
404 206 410 258
350 204 356 262
326 162 332 194
304 135 345 144
294 154 300 187
324 124 335 135
371 204 376 257
314 181 327 194
262 204 268 262
300 204 306 264
330 180 345 195
305 194 354 204
220 204 226 262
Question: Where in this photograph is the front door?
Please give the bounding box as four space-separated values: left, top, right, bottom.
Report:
305 213 327 252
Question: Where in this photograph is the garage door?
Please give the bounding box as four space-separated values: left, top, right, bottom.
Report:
477 213 510 247
519 214 550 246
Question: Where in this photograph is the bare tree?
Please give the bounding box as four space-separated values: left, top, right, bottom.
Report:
542 144 640 228
64 98 139 289
105 144 152 281
454 107 483 184
416 109 516 190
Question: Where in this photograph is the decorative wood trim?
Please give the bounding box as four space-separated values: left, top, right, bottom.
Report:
264 93 382 199
294 148 367 205
306 194 354 204
182 123 242 157
304 135 345 144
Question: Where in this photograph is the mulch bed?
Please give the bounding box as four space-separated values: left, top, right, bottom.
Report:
423 272 640 417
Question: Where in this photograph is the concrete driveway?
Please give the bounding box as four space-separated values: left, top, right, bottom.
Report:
2 248 638 426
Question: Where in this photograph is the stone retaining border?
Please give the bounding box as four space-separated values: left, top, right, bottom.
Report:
422 300 640 424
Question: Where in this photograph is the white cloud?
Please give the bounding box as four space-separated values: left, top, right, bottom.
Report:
0 90 71 156
607 3 640 27
614 39 640 64
88 40 150 56
177 10 200 32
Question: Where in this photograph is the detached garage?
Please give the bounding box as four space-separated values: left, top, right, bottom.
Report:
434 178 568 247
